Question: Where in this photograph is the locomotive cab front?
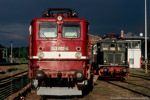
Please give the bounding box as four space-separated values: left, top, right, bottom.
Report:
29 8 91 96
94 34 129 78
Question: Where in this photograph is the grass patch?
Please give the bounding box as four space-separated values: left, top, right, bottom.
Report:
0 64 28 78
13 58 28 63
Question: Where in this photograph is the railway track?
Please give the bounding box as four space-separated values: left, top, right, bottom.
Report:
105 80 150 98
24 70 150 100
0 70 30 99
0 62 28 66
130 73 150 80
25 76 150 100
122 80 150 90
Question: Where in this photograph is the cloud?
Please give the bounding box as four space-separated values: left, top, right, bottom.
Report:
0 24 29 47
0 0 149 47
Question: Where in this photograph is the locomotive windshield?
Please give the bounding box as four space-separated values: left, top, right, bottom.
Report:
101 43 125 51
39 23 57 38
102 43 109 51
62 23 80 38
99 41 127 65
110 43 116 51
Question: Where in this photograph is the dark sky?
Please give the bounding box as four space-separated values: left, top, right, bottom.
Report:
0 0 149 47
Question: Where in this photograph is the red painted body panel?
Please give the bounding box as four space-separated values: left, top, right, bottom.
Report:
32 41 87 56
30 60 87 78
29 15 91 83
98 66 129 78
32 61 85 71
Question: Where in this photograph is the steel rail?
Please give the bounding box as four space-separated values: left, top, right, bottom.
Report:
106 80 150 98
0 70 28 81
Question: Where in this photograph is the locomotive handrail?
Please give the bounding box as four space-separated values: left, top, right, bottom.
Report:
42 8 78 18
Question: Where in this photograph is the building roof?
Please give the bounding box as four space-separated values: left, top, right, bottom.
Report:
90 34 100 45
122 32 145 40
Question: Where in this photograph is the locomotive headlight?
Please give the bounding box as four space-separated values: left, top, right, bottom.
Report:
57 16 63 21
75 71 84 81
75 52 82 59
104 60 107 63
38 52 44 58
122 68 127 73
35 70 46 80
103 68 108 72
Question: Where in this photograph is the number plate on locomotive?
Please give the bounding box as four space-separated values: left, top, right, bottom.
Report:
51 46 69 51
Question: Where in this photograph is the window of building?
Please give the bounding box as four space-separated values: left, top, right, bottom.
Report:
133 41 140 49
128 41 141 49
129 58 134 64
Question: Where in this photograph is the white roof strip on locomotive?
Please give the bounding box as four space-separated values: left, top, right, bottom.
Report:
31 52 87 59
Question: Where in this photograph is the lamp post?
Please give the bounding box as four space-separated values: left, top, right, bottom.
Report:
145 0 147 73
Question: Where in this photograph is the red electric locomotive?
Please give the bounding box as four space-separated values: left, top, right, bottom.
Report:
92 33 129 79
29 8 92 96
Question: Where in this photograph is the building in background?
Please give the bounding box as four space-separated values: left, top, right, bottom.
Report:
89 34 100 64
90 34 100 45
122 32 144 68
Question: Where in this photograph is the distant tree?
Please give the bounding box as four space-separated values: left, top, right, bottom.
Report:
14 48 19 58
8 47 29 59
22 47 28 59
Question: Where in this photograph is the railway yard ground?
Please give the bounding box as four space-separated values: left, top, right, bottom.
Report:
0 65 150 100
25 68 150 100
0 64 28 78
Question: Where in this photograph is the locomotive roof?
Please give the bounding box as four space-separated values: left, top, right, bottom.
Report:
32 8 88 22
32 17 88 22
98 38 126 43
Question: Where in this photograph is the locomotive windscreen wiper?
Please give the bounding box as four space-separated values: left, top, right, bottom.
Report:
39 23 57 39
40 31 50 40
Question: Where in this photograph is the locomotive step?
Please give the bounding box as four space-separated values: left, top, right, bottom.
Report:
37 86 82 96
